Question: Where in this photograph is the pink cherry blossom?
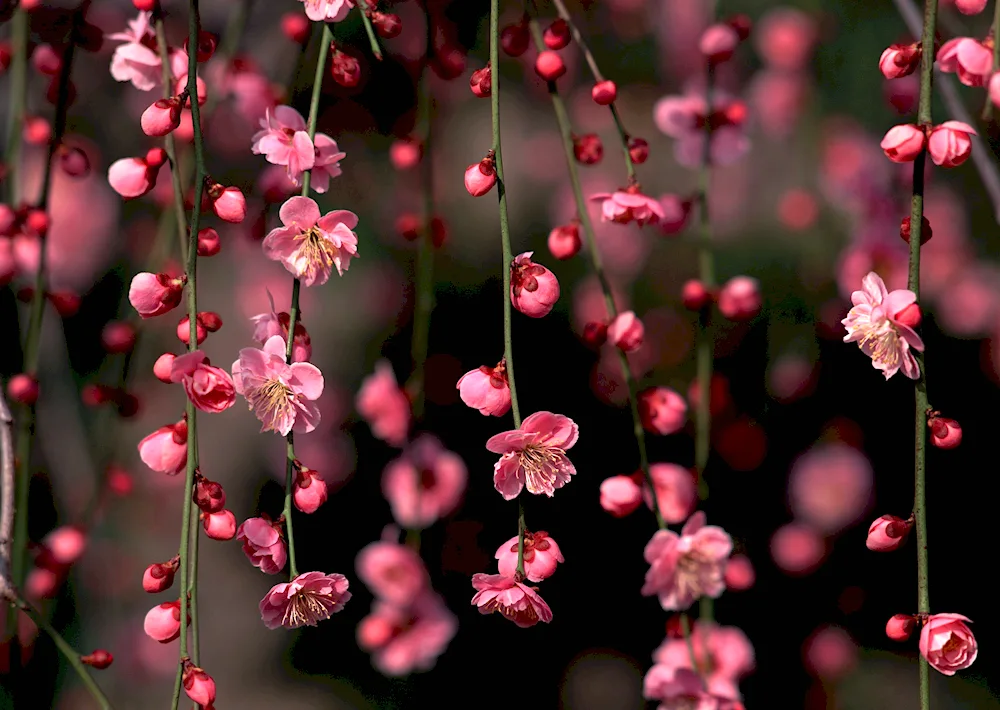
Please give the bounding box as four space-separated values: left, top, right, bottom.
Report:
495 530 564 582
169 351 236 413
250 292 312 363
232 334 324 436
919 614 978 676
880 124 926 163
356 541 428 606
644 666 742 710
638 387 687 435
259 571 351 629
590 188 666 227
138 421 187 475
718 276 762 321
357 592 458 676
879 43 921 79
927 121 976 168
937 37 993 87
653 92 750 167
600 474 643 517
842 271 924 379
293 466 328 513
641 511 732 611
866 514 912 551
106 12 161 91
511 251 560 318
251 106 316 183
649 621 755 701
608 310 645 352
356 360 411 447
310 134 347 193
262 196 359 286
457 360 511 416
182 665 215 707
107 157 156 199
143 600 181 643
202 510 237 540
236 516 287 575
643 463 697 525
299 0 356 23
129 272 184 318
470 573 553 628
486 411 579 499
381 435 467 529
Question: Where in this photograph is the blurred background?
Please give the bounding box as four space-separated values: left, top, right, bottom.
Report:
2 0 1000 707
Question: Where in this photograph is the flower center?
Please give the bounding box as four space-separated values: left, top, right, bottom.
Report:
676 550 718 602
248 378 294 428
519 444 567 492
295 226 335 274
858 316 902 369
942 633 963 656
284 590 337 627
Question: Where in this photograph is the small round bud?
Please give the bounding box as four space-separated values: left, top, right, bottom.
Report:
133 0 157 10
470 65 492 98
197 227 220 256
193 477 226 513
573 134 603 165
900 215 933 244
543 19 571 50
501 22 530 57
153 353 176 383
330 48 361 88
198 311 223 332
534 50 567 82
628 136 649 164
372 12 402 39
591 80 617 105
928 416 962 449
581 321 608 348
547 222 581 260
464 157 497 197
281 12 310 43
142 560 178 593
202 510 237 541
102 321 137 354
7 373 39 405
681 279 712 311
886 614 916 641
58 145 90 178
81 650 113 669
177 315 207 345
866 514 912 552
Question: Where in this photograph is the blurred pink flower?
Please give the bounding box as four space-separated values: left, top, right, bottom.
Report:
639 387 688 435
470 573 553 628
262 196 359 286
495 530 564 582
356 541 428 606
788 443 873 535
357 592 458 676
650 621 755 700
457 361 511 416
842 271 924 379
803 625 857 681
919 614 977 675
381 435 467 529
600 474 644 517
300 0 356 23
642 512 732 611
644 666 742 710
232 334 324 435
654 93 750 167
937 37 993 87
237 516 287 575
590 188 666 226
356 360 411 447
169 351 236 414
771 522 825 575
106 12 162 91
754 7 818 71
486 411 579 499
311 134 347 193
251 106 316 183
643 463 697 525
259 571 351 629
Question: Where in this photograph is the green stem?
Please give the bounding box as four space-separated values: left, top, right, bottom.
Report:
2 6 28 204
910 4 936 710
491 0 527 574
188 511 201 666
154 14 192 263
12 598 114 709
10 10 78 599
525 15 663 530
172 1 208 706
280 22 333 580
678 613 704 683
355 0 384 61
547 0 635 180
694 63 716 501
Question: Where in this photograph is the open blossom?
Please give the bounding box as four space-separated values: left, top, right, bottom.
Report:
644 666 742 710
937 37 993 87
642 512 733 611
653 92 750 167
486 411 579 500
457 360 511 416
262 196 359 286
260 571 351 629
382 435 467 529
356 360 411 447
237 516 287 575
495 531 563 582
919 614 977 676
251 292 311 362
470 573 553 628
232 334 323 436
251 106 315 182
590 188 665 227
649 621 755 701
357 592 458 676
169 351 236 413
356 541 428 606
106 12 161 91
842 271 924 380
310 134 347 193
300 0 356 23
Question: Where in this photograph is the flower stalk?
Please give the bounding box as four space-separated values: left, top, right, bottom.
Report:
2 5 28 204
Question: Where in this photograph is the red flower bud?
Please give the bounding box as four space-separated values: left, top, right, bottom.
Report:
534 50 566 82
543 19 571 50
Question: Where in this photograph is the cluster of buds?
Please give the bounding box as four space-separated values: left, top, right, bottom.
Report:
681 275 763 322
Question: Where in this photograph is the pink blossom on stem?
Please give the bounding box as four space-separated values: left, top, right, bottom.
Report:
464 155 497 196
642 511 732 611
919 614 978 675
143 600 181 643
262 196 359 285
141 97 182 137
259 571 351 629
169 351 236 413
842 271 924 379
137 420 187 475
182 663 216 707
866 514 912 551
356 360 411 447
237 516 287 575
653 92 750 167
928 415 962 449
600 474 643 517
937 37 993 87
638 387 687 435
879 43 921 79
590 187 666 227
107 156 158 199
381 435 467 529
643 463 697 525
608 310 645 352
510 251 560 318
718 276 762 321
299 0 356 23
486 410 579 499
128 272 184 318
886 614 916 641
251 106 316 183
495 530 563 582
457 360 511 416
293 465 328 513
357 593 458 676
208 184 247 223
142 559 178 594
251 292 312 362
955 0 988 13
879 124 926 163
356 541 428 606
927 121 976 168
202 510 237 540
470 573 553 627
644 666 742 710
649 621 755 701
310 134 347 193
106 12 161 91
232 334 324 436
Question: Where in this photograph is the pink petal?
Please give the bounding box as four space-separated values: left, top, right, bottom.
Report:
278 196 321 230
681 510 707 536
317 209 360 232
274 105 307 131
521 411 579 449
485 429 532 454
289 362 324 400
493 453 524 500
